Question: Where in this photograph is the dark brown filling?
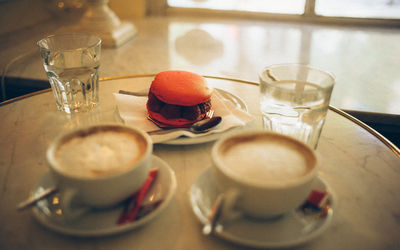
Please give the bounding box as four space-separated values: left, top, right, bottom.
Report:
147 92 212 120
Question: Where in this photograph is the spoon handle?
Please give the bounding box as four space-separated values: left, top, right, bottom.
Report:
17 187 59 211
203 194 224 235
147 127 190 135
118 89 148 97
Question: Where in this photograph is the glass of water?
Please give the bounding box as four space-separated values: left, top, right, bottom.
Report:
259 63 335 149
38 34 101 113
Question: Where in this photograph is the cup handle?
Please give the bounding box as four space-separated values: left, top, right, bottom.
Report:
59 188 90 221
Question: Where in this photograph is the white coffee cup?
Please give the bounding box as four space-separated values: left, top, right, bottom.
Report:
211 130 318 219
47 124 152 220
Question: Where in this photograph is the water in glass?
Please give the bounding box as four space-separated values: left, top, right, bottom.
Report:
260 79 331 149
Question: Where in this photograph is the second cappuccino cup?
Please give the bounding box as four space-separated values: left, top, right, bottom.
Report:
211 130 318 219
47 124 152 220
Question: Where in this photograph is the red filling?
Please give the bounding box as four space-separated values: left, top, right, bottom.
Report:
147 91 212 121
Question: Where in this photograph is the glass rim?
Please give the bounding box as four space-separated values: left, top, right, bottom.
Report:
37 33 102 52
259 63 335 84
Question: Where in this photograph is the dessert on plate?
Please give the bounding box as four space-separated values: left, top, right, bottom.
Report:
146 70 213 127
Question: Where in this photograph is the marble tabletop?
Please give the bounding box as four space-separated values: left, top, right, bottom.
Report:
0 75 399 249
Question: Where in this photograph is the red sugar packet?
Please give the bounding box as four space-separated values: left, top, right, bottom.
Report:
306 189 329 209
300 189 330 218
117 169 158 225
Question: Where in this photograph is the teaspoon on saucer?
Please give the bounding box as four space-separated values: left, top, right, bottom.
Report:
202 193 224 235
17 187 59 211
147 116 222 135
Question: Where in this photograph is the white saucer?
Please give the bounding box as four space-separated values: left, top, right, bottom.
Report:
190 167 335 249
32 156 177 237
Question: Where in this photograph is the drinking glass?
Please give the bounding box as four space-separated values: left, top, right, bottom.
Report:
259 63 335 149
38 34 102 113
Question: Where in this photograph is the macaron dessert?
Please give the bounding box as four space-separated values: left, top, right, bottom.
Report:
146 70 213 127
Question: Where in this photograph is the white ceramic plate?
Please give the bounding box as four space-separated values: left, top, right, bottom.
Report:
115 88 249 145
190 167 335 249
32 156 177 237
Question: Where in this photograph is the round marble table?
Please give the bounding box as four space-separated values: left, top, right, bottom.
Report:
0 75 399 250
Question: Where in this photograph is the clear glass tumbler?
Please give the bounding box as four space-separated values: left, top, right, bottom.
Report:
259 64 335 149
38 34 102 113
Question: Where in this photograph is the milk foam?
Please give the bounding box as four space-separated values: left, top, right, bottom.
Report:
220 136 312 182
55 130 146 178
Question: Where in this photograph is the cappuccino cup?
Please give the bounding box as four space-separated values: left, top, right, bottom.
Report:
47 124 152 220
211 130 318 219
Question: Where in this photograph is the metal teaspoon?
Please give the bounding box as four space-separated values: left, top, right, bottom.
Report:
147 116 222 135
203 194 225 235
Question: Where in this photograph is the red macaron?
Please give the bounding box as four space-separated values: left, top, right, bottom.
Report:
146 71 213 127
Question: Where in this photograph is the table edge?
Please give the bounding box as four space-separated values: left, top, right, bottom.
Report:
1 74 399 157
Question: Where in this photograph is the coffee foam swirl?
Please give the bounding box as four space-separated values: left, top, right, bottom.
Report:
218 134 315 182
54 129 147 178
